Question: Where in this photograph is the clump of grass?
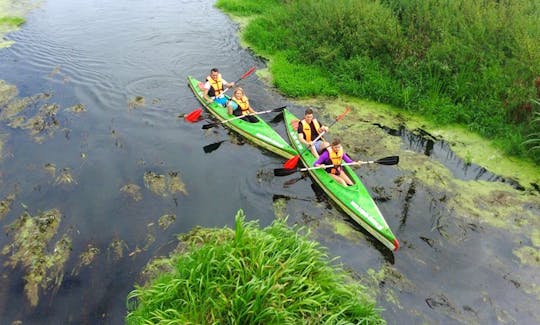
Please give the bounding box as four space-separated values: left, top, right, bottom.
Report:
0 16 26 27
126 210 384 324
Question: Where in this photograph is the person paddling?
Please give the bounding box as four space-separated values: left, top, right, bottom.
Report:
226 87 258 123
313 138 361 186
297 108 330 158
203 68 235 106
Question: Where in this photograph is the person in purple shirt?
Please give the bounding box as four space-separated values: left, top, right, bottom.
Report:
313 138 362 186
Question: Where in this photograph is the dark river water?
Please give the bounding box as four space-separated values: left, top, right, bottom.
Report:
1 0 539 324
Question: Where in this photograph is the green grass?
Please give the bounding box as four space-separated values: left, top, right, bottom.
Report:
126 210 384 324
216 0 540 164
0 16 26 27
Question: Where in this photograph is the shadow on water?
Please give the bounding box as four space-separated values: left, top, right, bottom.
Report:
374 123 531 191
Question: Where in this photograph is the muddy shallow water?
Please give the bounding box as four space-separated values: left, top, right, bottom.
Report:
1 0 539 324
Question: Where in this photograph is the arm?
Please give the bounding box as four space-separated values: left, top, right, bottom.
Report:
226 101 237 115
342 153 354 164
314 151 329 166
246 99 256 114
203 82 213 102
297 123 310 146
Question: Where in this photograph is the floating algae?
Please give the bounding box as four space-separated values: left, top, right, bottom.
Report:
0 193 15 220
120 184 143 201
54 167 76 185
108 238 128 261
167 171 187 195
128 96 145 109
1 208 72 306
158 214 176 230
66 103 86 113
72 244 100 276
43 162 56 178
143 171 188 197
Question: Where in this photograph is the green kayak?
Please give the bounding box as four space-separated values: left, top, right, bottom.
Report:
283 109 399 251
187 76 297 159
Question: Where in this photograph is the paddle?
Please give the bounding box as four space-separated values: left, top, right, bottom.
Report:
201 106 286 129
283 107 351 169
274 156 399 177
203 140 226 154
185 66 257 123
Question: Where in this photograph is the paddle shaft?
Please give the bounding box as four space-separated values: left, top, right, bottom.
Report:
217 66 256 98
202 107 285 129
298 108 351 154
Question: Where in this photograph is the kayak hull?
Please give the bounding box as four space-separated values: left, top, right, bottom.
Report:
187 76 297 159
283 109 399 251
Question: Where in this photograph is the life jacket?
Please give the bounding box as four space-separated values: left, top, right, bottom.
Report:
206 74 223 97
232 96 250 115
326 147 344 175
299 119 322 142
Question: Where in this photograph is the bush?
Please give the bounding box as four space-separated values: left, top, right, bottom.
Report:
126 211 385 324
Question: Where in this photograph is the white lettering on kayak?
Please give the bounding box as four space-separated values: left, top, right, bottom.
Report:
350 201 383 231
255 133 285 148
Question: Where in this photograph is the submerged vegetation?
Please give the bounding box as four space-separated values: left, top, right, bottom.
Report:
1 208 72 306
126 211 384 324
217 0 540 163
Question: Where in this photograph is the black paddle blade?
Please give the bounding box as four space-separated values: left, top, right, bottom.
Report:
375 156 399 165
269 112 284 124
201 123 218 130
203 140 226 153
274 168 299 177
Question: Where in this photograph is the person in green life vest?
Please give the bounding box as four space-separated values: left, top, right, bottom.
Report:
203 68 235 106
297 107 330 158
314 138 362 186
226 87 258 123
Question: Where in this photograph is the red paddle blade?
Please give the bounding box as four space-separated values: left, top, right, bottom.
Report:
283 155 300 169
185 108 202 122
240 66 256 80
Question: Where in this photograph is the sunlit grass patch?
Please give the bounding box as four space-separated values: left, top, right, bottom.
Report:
126 210 384 324
0 16 25 27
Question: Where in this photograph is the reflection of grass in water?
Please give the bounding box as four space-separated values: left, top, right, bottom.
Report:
1 208 72 306
143 171 188 197
126 211 384 324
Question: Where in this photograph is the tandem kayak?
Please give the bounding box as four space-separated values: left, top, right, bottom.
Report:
283 109 399 251
187 76 297 159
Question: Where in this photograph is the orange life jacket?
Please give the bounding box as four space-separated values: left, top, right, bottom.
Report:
300 119 322 142
206 74 223 97
232 96 250 115
327 147 344 175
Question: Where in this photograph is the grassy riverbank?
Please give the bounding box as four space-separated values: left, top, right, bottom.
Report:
216 0 540 164
0 0 30 48
126 211 385 324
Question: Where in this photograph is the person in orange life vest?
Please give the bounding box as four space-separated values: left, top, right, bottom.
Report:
314 138 361 186
203 68 235 106
226 87 258 123
297 108 330 158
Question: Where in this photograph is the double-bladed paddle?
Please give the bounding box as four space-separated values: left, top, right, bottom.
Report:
274 156 399 176
283 107 351 169
201 106 286 129
185 66 257 123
